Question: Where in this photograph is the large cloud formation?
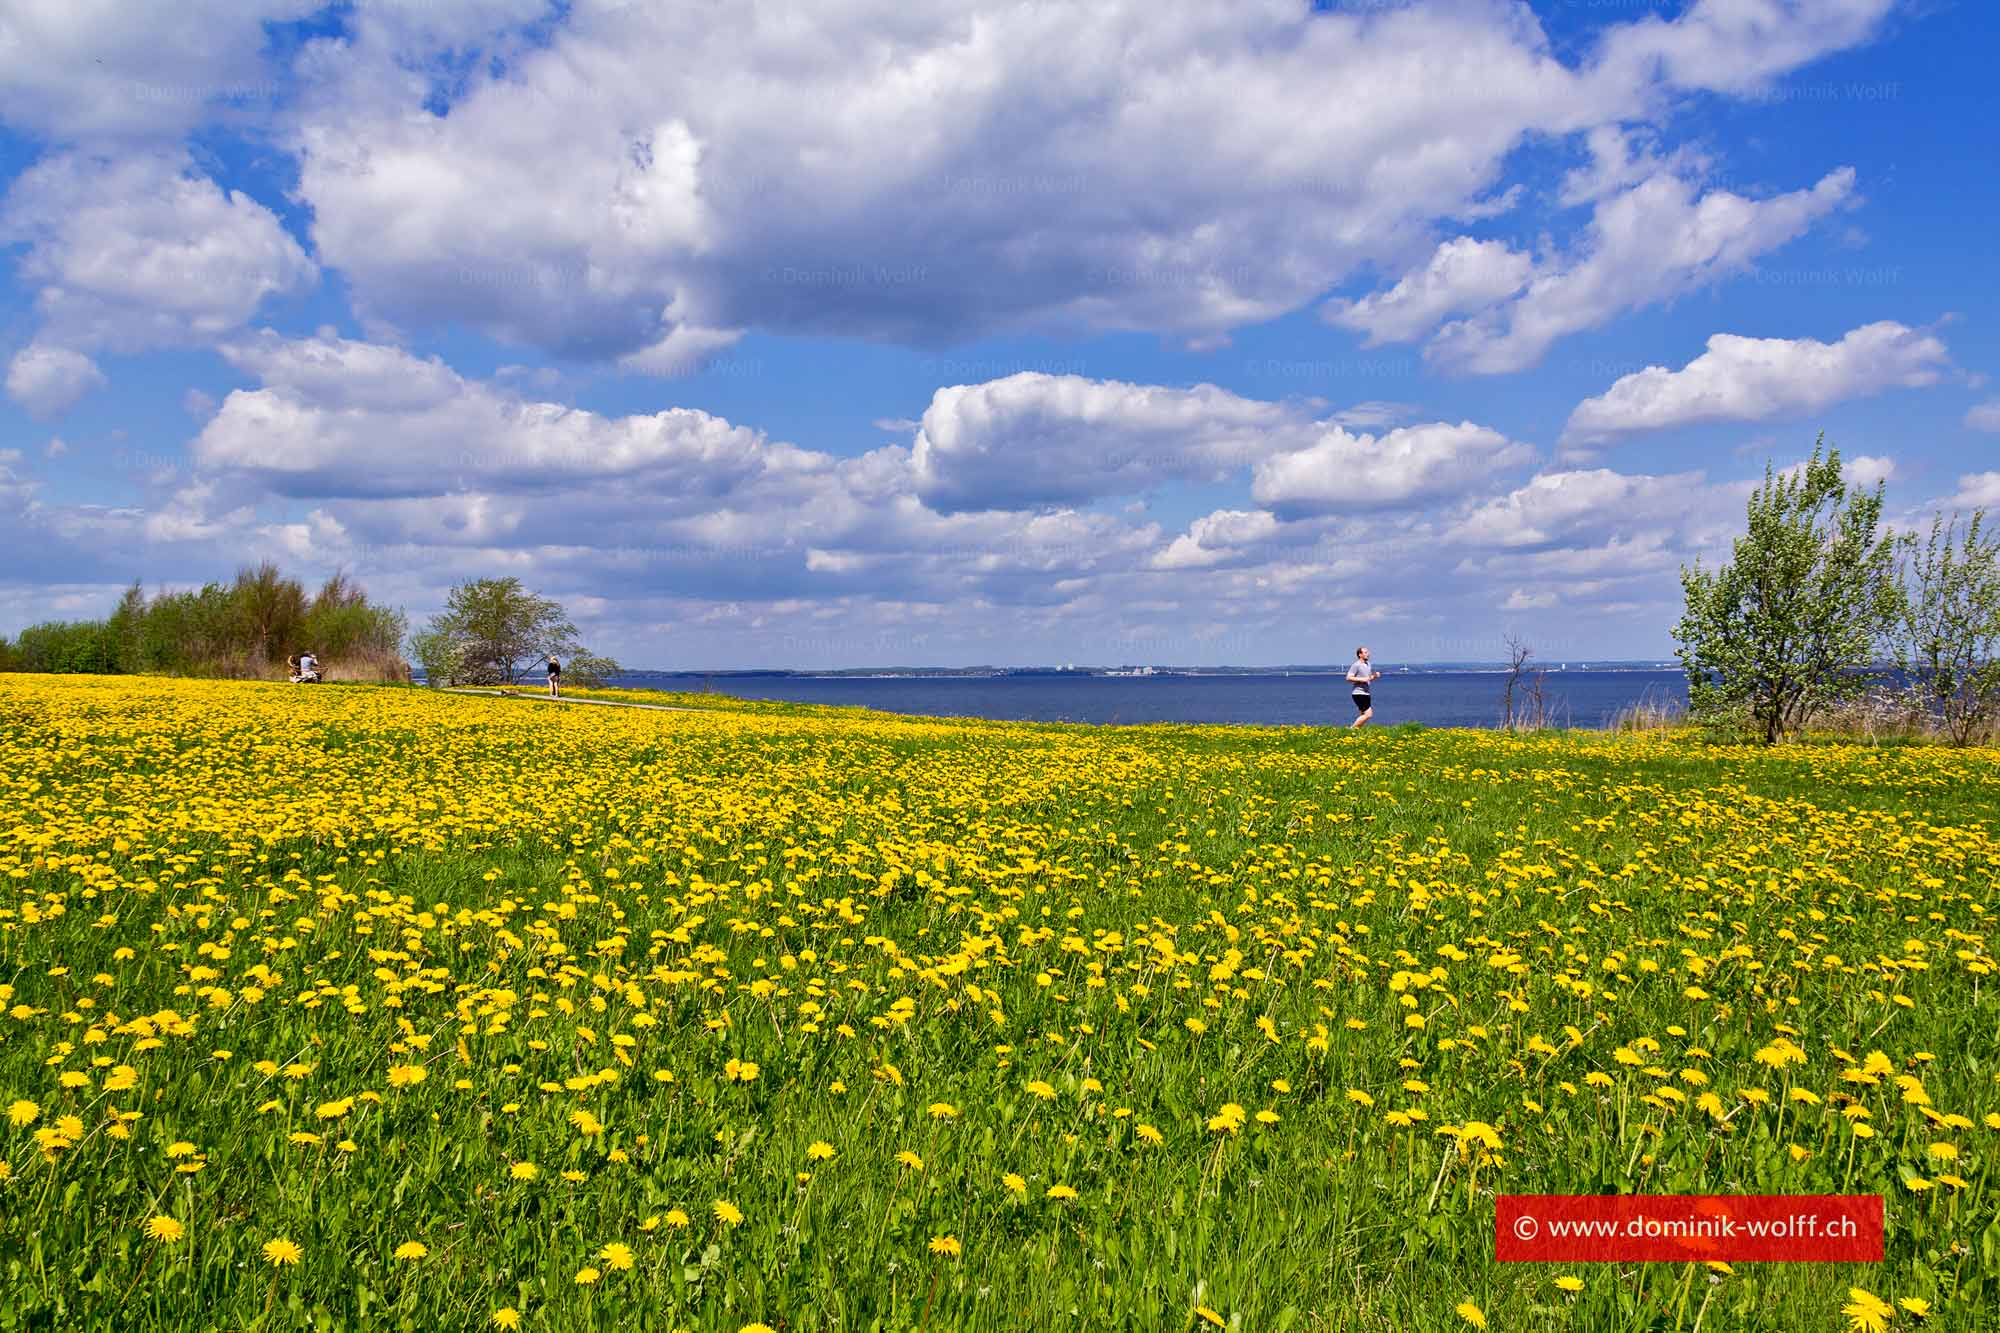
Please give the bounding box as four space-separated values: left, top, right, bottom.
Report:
0 0 1901 380
269 0 1894 364
0 0 1898 390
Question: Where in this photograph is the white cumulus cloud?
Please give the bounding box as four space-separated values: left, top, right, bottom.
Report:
1252 423 1533 516
5 343 106 417
1940 472 2000 511
1 151 317 353
911 373 1292 513
199 330 779 501
1325 238 1533 347
1152 510 1283 570
1424 166 1858 374
1564 321 1952 444
1592 0 1899 98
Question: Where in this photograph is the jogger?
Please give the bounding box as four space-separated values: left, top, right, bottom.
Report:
1347 646 1379 726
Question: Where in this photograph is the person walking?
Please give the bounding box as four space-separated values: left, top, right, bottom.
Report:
1346 646 1380 726
546 655 562 698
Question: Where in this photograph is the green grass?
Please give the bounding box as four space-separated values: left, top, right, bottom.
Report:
0 675 1996 1332
551 681 861 718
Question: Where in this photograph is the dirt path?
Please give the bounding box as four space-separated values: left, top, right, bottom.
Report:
442 688 708 714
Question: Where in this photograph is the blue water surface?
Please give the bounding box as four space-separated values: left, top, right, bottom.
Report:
600 669 1689 729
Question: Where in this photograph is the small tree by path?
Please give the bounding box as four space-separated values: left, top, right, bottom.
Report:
1674 439 1899 743
1500 633 1549 730
415 578 619 686
563 652 622 688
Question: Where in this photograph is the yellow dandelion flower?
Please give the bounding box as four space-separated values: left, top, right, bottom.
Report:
1842 1287 1893 1333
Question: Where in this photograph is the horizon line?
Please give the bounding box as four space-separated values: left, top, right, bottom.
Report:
583 659 1685 675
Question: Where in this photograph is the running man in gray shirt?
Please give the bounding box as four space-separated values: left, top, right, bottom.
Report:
1346 646 1379 727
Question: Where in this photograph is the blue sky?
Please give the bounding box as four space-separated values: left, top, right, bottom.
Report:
2 0 1996 668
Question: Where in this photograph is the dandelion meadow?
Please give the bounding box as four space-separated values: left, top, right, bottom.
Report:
1 675 1996 1331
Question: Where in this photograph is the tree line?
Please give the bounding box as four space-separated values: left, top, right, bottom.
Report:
0 570 621 690
0 565 408 681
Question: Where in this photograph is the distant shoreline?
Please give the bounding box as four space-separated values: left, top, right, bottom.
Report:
534 667 1692 730
594 662 1683 681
